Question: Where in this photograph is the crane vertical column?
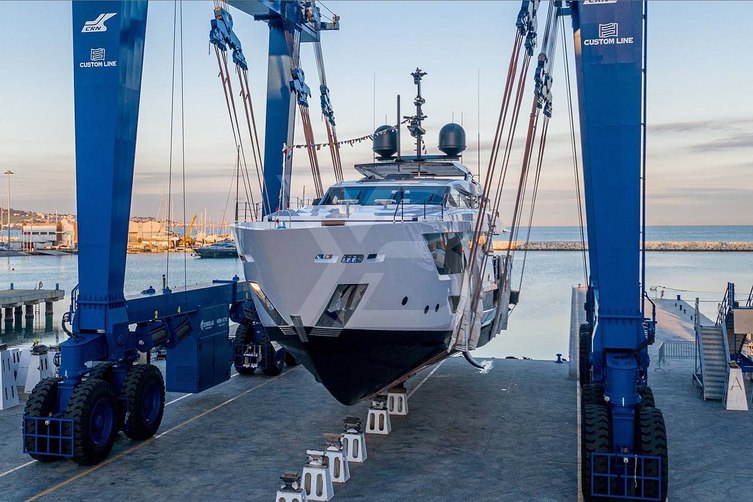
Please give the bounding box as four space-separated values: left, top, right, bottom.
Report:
570 1 666 500
261 14 299 215
65 0 149 392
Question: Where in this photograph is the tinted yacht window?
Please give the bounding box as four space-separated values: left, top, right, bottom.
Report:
424 232 469 275
321 186 448 206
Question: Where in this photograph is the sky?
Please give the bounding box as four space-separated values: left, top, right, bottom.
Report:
0 1 752 225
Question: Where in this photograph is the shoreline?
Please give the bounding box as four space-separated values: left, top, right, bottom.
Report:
492 241 753 252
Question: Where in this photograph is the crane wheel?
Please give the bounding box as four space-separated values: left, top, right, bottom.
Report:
65 378 117 465
261 335 285 376
581 383 605 410
638 386 655 408
87 362 115 382
87 362 124 430
121 364 165 441
23 378 63 462
233 324 256 375
581 404 611 501
637 406 668 501
579 323 592 386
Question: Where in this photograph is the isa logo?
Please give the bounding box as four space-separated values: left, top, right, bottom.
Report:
82 13 117 33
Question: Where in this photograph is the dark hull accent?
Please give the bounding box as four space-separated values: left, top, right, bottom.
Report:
267 323 495 405
192 247 238 259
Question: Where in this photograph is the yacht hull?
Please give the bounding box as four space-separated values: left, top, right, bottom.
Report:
267 323 495 405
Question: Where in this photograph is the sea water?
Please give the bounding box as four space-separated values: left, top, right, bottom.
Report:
1 226 752 360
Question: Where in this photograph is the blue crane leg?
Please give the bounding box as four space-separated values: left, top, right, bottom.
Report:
71 1 148 333
261 18 299 215
570 0 645 451
58 1 149 408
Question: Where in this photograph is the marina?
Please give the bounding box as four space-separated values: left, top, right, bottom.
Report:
1 0 752 501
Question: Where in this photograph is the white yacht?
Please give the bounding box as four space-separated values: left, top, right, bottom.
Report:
233 75 514 405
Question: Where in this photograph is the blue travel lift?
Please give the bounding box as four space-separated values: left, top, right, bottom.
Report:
560 1 668 500
22 0 336 466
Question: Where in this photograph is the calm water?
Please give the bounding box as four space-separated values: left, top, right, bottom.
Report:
2 226 752 359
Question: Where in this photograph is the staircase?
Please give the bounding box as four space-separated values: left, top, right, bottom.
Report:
696 324 728 400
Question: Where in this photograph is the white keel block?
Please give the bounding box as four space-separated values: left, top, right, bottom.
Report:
342 416 367 463
323 433 350 484
724 362 749 411
366 395 391 434
301 449 334 501
17 349 30 389
387 385 408 416
24 348 54 393
275 472 308 502
0 346 20 410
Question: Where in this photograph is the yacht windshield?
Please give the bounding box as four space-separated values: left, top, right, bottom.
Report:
320 186 448 206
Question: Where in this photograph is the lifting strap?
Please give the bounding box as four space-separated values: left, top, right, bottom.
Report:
313 40 343 183
210 3 268 219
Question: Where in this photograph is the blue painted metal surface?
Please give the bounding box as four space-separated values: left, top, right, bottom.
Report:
591 452 663 501
226 0 339 215
22 416 75 458
210 6 248 69
60 0 253 411
570 0 646 453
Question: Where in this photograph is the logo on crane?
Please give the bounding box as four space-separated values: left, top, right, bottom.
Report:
598 23 619 38
583 22 634 46
81 13 117 33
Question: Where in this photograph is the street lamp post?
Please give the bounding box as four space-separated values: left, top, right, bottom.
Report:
3 170 13 250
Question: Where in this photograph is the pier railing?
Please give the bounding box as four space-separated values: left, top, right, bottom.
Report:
656 340 694 369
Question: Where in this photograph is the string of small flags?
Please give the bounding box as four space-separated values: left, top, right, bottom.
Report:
285 119 410 152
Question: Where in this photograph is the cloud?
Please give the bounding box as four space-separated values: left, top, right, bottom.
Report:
691 132 753 152
649 117 753 135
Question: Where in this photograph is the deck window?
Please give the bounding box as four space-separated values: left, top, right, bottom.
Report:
423 232 469 275
320 186 448 206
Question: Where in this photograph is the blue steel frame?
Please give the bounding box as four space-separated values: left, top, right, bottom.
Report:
52 1 255 419
49 0 337 428
569 0 649 454
228 1 338 215
591 453 663 501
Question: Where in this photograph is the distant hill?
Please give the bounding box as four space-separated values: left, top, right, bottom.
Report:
0 207 75 227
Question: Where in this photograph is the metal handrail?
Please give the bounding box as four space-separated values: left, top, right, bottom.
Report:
693 298 704 390
747 284 753 307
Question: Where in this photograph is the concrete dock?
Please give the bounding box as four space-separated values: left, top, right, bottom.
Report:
0 288 65 330
0 299 750 501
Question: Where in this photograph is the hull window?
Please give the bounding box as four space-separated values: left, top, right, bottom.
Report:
317 284 369 328
424 232 470 275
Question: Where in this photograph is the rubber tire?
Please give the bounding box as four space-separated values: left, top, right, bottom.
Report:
581 383 605 410
261 335 284 376
121 364 165 440
579 324 592 386
638 386 656 408
87 362 114 382
582 404 611 501
638 406 668 501
233 324 256 375
65 378 118 465
284 351 299 367
23 378 62 462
